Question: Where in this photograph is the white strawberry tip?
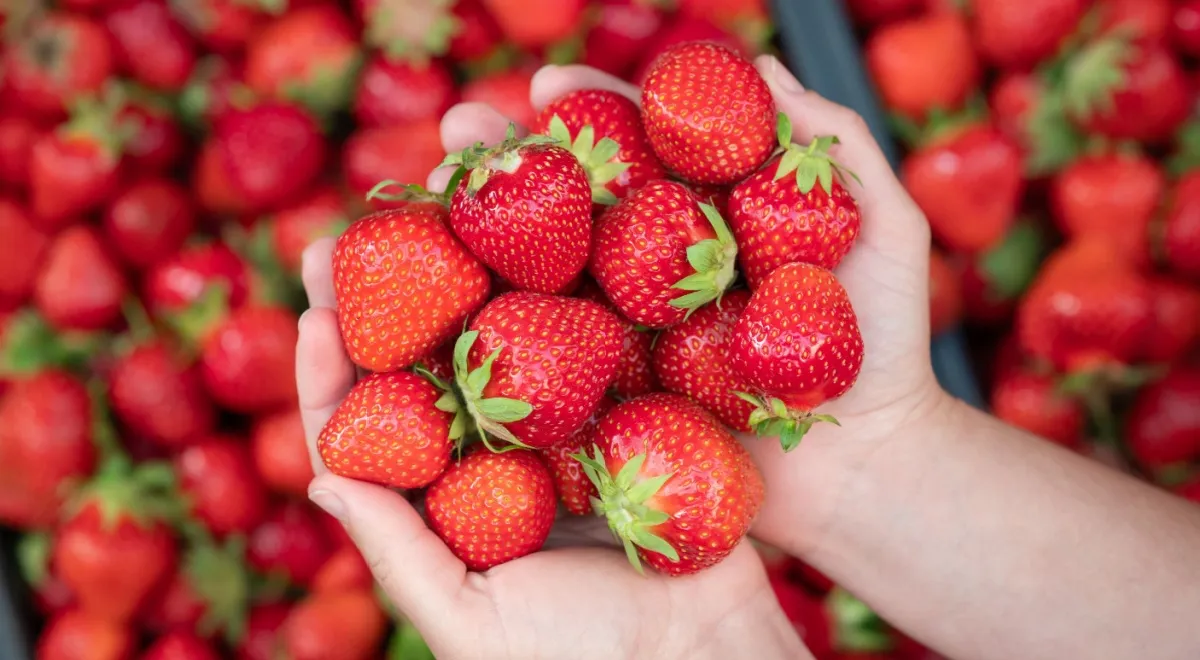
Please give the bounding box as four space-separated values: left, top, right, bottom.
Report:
572 446 679 574
439 123 560 196
544 115 631 206
669 202 739 315
450 330 535 453
733 391 841 453
773 113 861 195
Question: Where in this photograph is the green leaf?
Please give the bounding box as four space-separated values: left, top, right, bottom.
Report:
816 160 834 194
448 411 467 441
733 391 763 406
621 537 645 575
671 271 714 292
465 347 502 393
614 453 646 490
775 147 804 180
453 331 479 382
640 509 670 526
631 529 679 562
548 115 572 147
576 125 596 154
591 137 621 164
668 289 718 310
475 397 533 423
776 112 793 148
434 391 459 414
795 158 820 193
698 202 734 245
592 188 619 206
685 240 722 274
747 409 771 427
388 622 435 660
626 472 672 504
769 397 790 418
780 424 809 452
16 532 50 586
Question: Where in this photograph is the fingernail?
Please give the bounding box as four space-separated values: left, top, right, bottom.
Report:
297 308 312 331
768 56 805 94
309 489 346 522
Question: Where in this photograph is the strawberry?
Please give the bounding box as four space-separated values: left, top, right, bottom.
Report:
213 102 327 213
0 371 96 529
574 392 764 575
845 0 921 26
575 281 659 399
119 93 188 174
342 119 446 202
1162 171 1200 282
0 199 50 310
352 55 457 128
34 226 127 332
3 13 114 117
990 368 1084 449
653 291 756 432
1096 0 1171 43
1172 0 1200 58
460 68 537 129
281 589 387 660
1063 39 1190 144
108 340 215 450
591 180 739 328
0 115 42 189
771 579 833 657
199 305 299 413
448 0 504 62
1016 238 1153 373
533 89 667 207
251 409 314 497
143 632 221 660
102 177 196 272
864 13 979 120
1177 478 1200 505
30 98 129 230
170 0 268 53
641 41 775 185
311 545 374 594
958 221 1044 325
631 15 746 85
1141 277 1200 364
1049 151 1163 266
178 54 245 129
425 448 557 570
729 263 865 450
266 186 348 273
729 119 862 288
455 292 623 448
245 5 363 119
542 395 617 515
144 242 250 316
142 536 251 638
481 0 586 49
318 371 456 488
237 602 291 660
677 0 769 37
247 501 332 587
37 610 134 660
55 460 181 624
971 0 1085 71
334 208 490 373
444 130 593 294
196 141 248 216
176 436 269 536
103 0 198 91
901 124 1023 254
1125 368 1200 468
355 0 459 62
583 0 667 79
929 248 962 336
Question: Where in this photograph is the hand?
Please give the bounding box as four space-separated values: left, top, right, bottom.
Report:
294 64 810 660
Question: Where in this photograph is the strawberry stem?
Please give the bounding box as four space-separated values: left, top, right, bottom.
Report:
544 115 631 205
734 391 840 452
451 330 534 451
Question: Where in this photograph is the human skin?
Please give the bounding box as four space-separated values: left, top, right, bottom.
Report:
296 58 1200 660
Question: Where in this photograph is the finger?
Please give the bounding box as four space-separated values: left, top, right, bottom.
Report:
429 102 524 192
529 64 640 109
301 238 337 309
296 307 355 474
308 474 466 632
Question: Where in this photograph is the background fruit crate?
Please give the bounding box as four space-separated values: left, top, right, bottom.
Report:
1 529 31 659
771 0 985 409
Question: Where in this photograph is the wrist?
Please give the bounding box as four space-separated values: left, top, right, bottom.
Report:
697 593 811 660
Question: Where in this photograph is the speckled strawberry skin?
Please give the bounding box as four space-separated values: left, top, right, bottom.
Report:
541 395 617 515
574 280 660 399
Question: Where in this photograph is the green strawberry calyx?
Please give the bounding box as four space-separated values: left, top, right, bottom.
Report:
451 330 534 452
734 391 840 453
978 220 1044 300
181 529 252 645
669 202 739 315
545 114 631 206
572 446 678 575
413 365 472 447
1061 34 1134 120
440 124 560 196
67 455 188 531
773 113 861 194
365 0 460 64
365 180 451 207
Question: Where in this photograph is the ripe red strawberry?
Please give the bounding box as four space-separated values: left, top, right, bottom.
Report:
456 292 623 448
0 199 50 310
1096 0 1170 42
0 115 42 189
481 0 586 49
199 305 299 413
334 208 490 373
144 242 250 316
631 15 746 85
1064 40 1190 144
901 124 1023 253
353 55 457 128
1050 151 1162 266
583 0 667 78
575 392 764 575
143 632 221 660
142 535 251 637
245 6 363 119
1125 368 1200 468
447 0 503 61
1141 277 1200 364
55 460 180 624
641 41 775 185
652 291 755 431
176 436 269 536
342 119 446 202
460 69 537 128
311 545 373 594
247 501 332 587
282 589 387 660
591 180 739 328
178 54 245 129
990 368 1083 449
170 0 267 53
0 370 96 529
108 340 215 449
318 371 456 488
929 248 962 336
770 578 833 657
729 263 865 450
971 0 1085 70
677 0 768 36
355 0 459 62
37 610 134 660
3 13 114 117
1016 238 1153 373
444 132 593 294
729 120 862 288
425 448 557 570
1173 0 1200 58
533 89 667 206
251 409 313 497
865 13 979 120
119 94 188 174
30 103 127 230
575 281 659 399
237 602 291 660
102 178 196 271
34 226 127 332
542 395 616 515
845 0 921 26
103 0 198 91
1162 171 1200 282
214 102 327 213
268 187 348 274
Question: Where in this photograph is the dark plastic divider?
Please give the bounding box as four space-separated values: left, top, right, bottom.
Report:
771 0 985 407
0 530 32 660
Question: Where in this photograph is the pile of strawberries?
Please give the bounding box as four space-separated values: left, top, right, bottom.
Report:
857 0 1200 498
